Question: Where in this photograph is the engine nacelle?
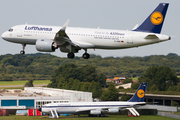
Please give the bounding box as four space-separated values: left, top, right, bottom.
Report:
36 39 56 52
90 110 101 115
108 109 119 113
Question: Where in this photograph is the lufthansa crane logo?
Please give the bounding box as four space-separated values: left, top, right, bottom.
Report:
137 89 145 98
150 11 163 25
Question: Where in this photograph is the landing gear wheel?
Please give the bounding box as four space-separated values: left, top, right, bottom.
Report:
20 50 25 54
67 52 75 59
82 53 90 59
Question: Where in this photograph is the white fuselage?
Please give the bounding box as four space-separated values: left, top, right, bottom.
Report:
41 101 145 114
1 24 170 50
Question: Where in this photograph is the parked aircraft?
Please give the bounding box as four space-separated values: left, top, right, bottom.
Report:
38 82 147 118
1 3 170 59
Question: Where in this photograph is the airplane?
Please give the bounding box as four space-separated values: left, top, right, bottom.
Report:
38 82 147 118
1 3 170 59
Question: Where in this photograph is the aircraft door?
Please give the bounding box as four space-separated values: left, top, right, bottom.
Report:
17 26 23 37
127 33 133 44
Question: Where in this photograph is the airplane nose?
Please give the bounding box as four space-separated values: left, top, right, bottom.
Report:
1 32 7 40
168 36 171 40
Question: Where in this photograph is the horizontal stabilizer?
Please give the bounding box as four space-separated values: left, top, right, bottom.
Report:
144 34 159 39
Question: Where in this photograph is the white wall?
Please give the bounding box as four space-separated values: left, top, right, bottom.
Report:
25 87 92 102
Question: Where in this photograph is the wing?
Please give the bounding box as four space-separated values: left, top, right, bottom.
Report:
75 107 110 114
54 19 95 49
54 19 77 47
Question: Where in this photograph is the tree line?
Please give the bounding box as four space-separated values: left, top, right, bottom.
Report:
0 53 180 81
47 63 119 100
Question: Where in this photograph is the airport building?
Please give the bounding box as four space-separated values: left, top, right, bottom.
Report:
0 87 92 109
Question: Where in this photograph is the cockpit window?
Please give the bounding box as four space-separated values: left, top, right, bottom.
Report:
8 29 13 32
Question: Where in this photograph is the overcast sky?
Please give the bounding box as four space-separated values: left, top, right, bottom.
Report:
0 0 179 58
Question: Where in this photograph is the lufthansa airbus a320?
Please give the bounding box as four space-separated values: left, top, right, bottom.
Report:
1 3 170 59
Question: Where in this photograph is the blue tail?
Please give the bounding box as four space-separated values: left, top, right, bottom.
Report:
128 82 147 102
133 3 169 34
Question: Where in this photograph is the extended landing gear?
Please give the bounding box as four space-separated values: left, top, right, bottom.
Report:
66 48 90 59
20 50 25 54
67 52 75 59
20 44 26 55
82 49 90 59
82 53 90 59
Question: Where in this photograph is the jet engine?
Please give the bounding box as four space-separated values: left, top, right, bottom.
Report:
90 110 101 115
36 39 56 52
108 109 119 113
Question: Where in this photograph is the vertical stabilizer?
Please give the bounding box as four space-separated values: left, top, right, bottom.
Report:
133 3 169 34
128 82 147 102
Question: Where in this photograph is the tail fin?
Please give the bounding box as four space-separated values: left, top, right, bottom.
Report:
128 82 147 102
133 3 169 34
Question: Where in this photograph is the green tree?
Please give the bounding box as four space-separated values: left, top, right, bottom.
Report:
176 82 180 92
131 82 140 89
71 79 80 90
139 66 179 91
91 82 102 98
24 78 34 87
88 81 96 92
107 83 119 101
100 90 109 101
149 84 159 91
65 78 76 90
123 78 132 84
120 93 131 101
81 82 90 91
100 83 119 101
48 64 106 88
57 76 66 89
171 101 179 107
167 86 177 91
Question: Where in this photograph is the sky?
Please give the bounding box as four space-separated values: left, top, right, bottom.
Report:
0 0 179 58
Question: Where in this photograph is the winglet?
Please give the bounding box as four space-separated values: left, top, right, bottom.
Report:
128 82 147 102
56 19 70 37
133 3 169 34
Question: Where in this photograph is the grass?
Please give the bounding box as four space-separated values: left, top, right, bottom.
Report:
0 115 177 120
0 80 51 86
132 77 139 82
0 87 24 89
174 112 180 115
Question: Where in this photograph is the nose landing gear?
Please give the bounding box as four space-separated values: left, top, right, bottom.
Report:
20 44 26 54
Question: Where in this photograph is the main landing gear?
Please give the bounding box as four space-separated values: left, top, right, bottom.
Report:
82 52 90 59
67 52 75 59
20 44 26 54
82 49 90 59
67 49 90 59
